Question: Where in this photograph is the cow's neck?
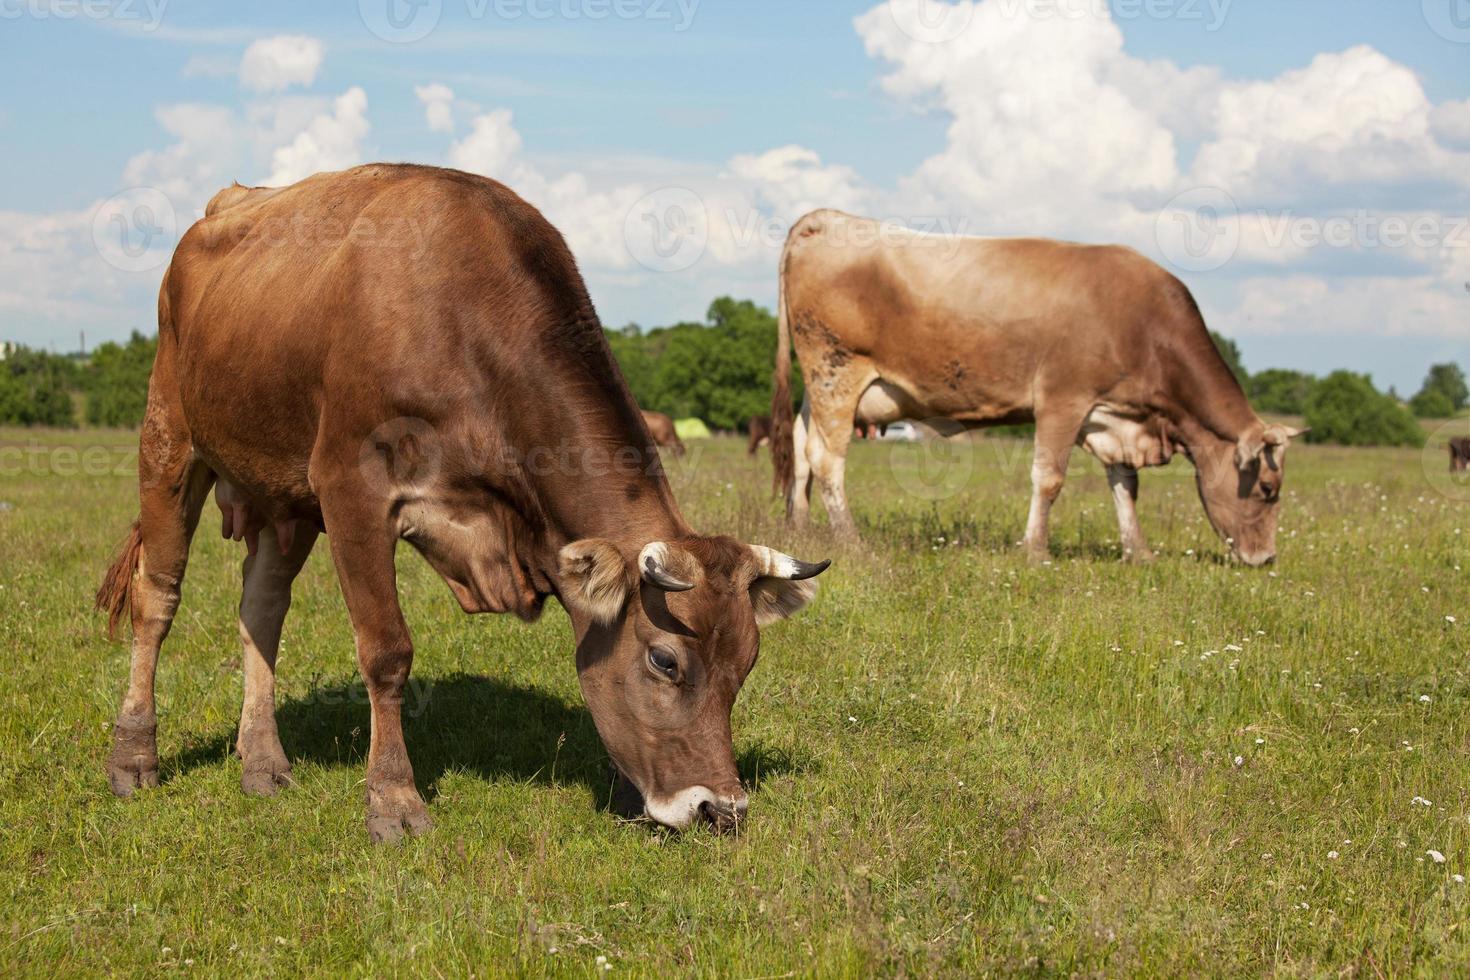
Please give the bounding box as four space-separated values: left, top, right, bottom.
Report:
1168 344 1260 450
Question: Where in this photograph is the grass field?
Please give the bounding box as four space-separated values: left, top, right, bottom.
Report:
2 424 1469 976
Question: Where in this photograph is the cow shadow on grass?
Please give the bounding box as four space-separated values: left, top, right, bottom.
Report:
164 673 808 817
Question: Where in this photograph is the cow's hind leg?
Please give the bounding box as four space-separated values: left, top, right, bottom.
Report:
789 396 815 526
106 416 213 795
1106 464 1154 562
806 377 868 541
237 524 320 796
317 483 430 843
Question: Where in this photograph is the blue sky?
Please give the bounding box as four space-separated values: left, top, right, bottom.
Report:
2 0 1467 392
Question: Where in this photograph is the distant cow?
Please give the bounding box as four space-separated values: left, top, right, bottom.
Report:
96 164 829 841
641 410 686 458
747 415 772 456
1451 437 1470 472
771 209 1304 566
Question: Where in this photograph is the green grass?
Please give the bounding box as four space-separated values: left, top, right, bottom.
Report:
2 425 1469 976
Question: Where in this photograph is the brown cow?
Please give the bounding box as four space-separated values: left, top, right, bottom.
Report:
747 414 772 456
96 164 828 841
641 409 686 458
771 210 1303 566
1451 437 1470 472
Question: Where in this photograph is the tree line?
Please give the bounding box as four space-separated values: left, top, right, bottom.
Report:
1 306 1462 450
0 331 155 428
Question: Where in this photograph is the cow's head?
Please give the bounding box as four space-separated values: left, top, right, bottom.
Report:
558 535 828 831
1192 421 1306 566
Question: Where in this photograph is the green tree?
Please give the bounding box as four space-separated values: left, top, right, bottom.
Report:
1210 331 1248 385
1248 369 1316 416
0 345 77 427
1411 362 1467 415
605 298 801 431
1409 387 1455 419
85 332 157 427
1304 371 1424 447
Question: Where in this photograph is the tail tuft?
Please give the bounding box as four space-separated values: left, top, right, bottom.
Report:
96 520 143 641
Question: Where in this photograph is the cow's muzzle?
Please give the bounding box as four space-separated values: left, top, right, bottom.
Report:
644 785 748 832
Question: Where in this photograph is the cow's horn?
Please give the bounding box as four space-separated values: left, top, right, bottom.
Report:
639 543 695 592
750 545 832 581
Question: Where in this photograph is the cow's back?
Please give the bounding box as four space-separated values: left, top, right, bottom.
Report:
160 164 608 505
782 210 1196 418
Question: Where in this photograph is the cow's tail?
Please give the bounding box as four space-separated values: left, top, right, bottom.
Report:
97 519 143 641
770 238 797 502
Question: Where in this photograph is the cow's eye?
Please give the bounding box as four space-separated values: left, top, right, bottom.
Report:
648 648 679 678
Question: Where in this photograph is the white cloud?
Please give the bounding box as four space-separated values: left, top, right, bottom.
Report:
239 35 323 93
415 83 456 134
1191 46 1470 204
449 108 524 180
726 145 867 220
1215 274 1470 341
121 103 244 207
1432 99 1470 151
265 87 370 186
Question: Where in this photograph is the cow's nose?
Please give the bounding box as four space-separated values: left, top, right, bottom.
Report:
698 796 748 833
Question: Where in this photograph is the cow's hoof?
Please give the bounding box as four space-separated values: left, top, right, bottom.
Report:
1122 548 1157 564
366 799 432 846
107 758 160 797
107 717 159 797
1024 546 1051 565
366 805 433 845
241 760 294 797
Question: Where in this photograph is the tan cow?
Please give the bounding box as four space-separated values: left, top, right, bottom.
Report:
640 409 686 458
771 210 1303 566
96 164 829 841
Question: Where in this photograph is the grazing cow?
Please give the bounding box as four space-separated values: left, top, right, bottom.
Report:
771 210 1304 565
641 409 686 458
1451 437 1470 472
747 414 772 457
96 165 829 842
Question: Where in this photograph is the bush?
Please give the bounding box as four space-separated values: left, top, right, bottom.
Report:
1411 363 1467 416
1409 387 1455 419
1248 369 1316 416
85 332 157 427
1304 371 1424 447
0 346 78 427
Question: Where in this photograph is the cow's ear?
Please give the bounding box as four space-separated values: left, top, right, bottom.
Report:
748 546 830 627
1264 424 1307 446
750 577 820 627
558 539 633 625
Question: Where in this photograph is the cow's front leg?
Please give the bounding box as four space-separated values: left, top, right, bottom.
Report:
1106 464 1154 562
1023 412 1083 562
320 489 431 844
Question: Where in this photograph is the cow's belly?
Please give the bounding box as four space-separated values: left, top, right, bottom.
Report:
1078 407 1172 469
